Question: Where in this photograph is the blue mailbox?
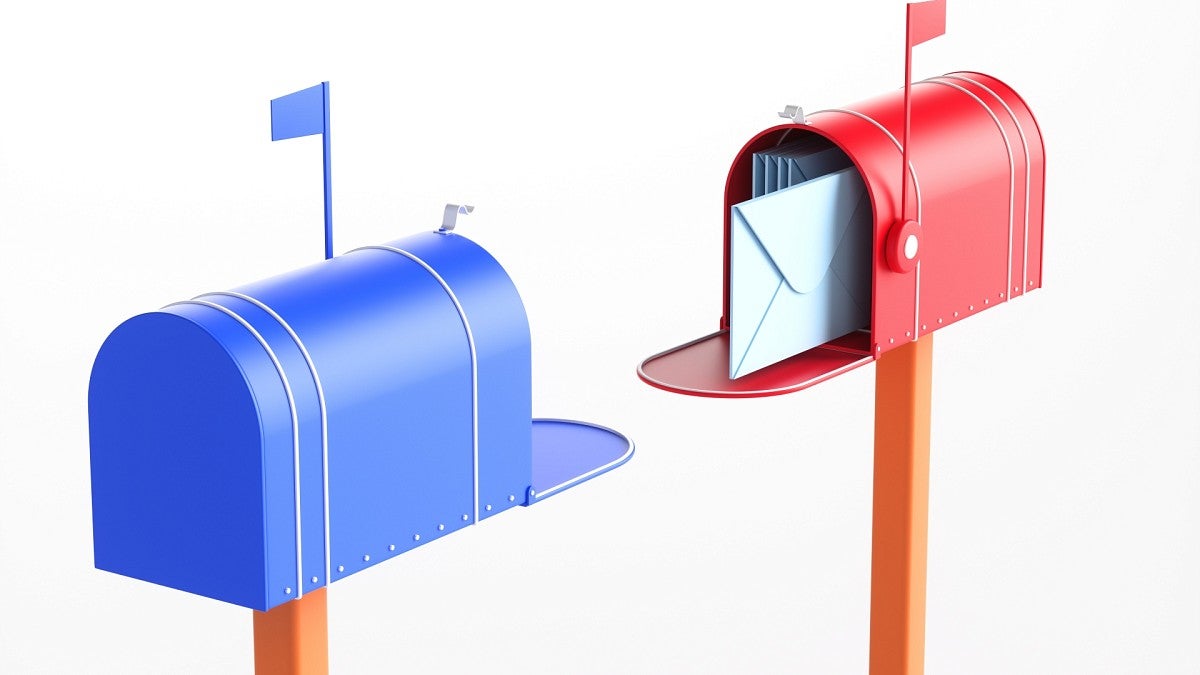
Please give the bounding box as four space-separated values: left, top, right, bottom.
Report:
89 227 633 612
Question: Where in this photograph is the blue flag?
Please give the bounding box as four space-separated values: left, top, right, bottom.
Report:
271 83 327 140
270 82 334 259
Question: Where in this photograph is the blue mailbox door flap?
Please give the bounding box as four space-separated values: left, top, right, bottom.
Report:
528 419 635 503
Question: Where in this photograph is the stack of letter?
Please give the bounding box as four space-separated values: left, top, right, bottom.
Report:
751 138 853 198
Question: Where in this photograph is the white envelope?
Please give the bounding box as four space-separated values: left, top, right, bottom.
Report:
729 166 871 379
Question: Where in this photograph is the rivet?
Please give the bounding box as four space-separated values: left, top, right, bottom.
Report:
999 292 1005 298
285 587 293 595
1028 280 1035 286
462 514 470 521
337 565 345 572
889 338 895 344
388 544 396 551
984 299 989 305
438 524 446 531
413 534 421 542
363 554 371 562
1014 286 1019 292
921 324 927 331
311 576 318 584
953 311 959 318
937 318 943 324
969 305 974 311
508 495 516 502
485 504 493 511
905 331 912 337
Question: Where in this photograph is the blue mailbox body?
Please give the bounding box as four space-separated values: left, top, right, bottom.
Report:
89 230 632 611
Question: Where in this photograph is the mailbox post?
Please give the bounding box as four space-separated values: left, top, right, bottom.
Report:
871 336 934 674
639 1 1044 672
89 84 634 675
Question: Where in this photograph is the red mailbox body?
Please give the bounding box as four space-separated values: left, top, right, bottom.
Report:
640 71 1045 397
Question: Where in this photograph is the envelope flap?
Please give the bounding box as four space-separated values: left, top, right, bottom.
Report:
732 167 866 294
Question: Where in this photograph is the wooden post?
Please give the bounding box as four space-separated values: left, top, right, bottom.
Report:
252 588 329 675
869 336 933 675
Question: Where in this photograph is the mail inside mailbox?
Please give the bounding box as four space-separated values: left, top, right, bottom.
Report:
730 140 871 379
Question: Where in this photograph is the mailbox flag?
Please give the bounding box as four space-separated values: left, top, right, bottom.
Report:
270 82 334 259
907 0 947 48
270 82 327 140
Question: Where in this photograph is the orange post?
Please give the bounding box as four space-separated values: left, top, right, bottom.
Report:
252 588 329 675
869 335 933 675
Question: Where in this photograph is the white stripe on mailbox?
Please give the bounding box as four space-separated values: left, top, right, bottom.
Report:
936 73 1034 295
351 244 482 526
199 291 332 592
917 78 1017 308
167 299 305 601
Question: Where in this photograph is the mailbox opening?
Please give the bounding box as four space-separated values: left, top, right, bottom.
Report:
639 127 875 398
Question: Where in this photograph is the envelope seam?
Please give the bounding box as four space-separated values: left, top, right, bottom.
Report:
830 266 870 319
736 173 862 295
823 187 871 300
734 207 792 290
733 278 785 378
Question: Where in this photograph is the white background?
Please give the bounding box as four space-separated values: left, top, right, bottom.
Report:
2 1 1197 673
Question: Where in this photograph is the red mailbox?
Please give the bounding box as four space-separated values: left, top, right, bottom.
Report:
638 4 1047 671
640 71 1045 397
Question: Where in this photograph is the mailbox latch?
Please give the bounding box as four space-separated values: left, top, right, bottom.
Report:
439 203 475 234
778 104 807 124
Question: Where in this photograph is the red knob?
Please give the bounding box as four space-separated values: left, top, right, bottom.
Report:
886 219 922 274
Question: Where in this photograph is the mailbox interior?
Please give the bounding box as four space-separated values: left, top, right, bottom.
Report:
638 127 876 398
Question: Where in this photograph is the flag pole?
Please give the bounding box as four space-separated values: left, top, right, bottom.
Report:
270 81 334 261
870 4 944 672
900 0 945 224
901 15 914 223
320 83 333 260
264 80 334 674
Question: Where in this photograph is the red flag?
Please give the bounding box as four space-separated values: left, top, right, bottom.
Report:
907 0 947 48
